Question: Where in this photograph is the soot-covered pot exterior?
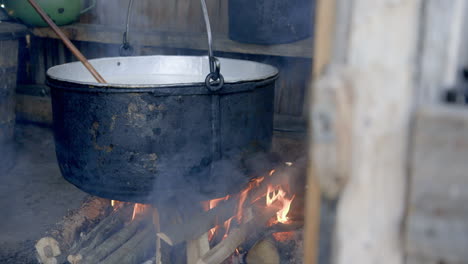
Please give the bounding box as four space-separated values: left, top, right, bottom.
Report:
47 56 277 204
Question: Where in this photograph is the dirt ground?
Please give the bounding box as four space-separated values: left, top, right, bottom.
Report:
0 124 88 263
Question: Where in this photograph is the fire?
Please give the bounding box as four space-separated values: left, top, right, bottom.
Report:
131 203 150 221
223 217 233 239
237 177 264 222
277 194 295 223
201 169 297 242
265 184 295 224
208 226 217 241
110 200 124 211
202 195 230 211
203 195 231 241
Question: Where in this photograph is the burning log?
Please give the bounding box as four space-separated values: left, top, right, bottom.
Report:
158 198 237 246
35 196 111 264
197 204 281 264
159 162 296 246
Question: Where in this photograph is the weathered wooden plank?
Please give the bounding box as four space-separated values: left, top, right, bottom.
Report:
330 1 421 264
406 105 468 263
32 24 314 58
416 0 466 103
15 94 52 125
80 0 227 34
304 0 336 262
406 255 447 264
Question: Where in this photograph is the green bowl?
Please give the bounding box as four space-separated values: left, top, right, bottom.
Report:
2 0 95 27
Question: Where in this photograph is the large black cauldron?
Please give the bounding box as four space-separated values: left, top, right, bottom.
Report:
47 56 277 203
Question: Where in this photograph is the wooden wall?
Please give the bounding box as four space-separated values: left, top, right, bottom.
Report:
80 0 229 34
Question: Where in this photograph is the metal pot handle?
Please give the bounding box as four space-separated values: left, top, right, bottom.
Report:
200 0 224 92
119 0 224 91
119 0 134 56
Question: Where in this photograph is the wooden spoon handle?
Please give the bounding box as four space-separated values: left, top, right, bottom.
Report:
27 0 107 84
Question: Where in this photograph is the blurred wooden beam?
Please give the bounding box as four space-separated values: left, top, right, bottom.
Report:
332 0 421 263
304 0 338 263
33 24 314 59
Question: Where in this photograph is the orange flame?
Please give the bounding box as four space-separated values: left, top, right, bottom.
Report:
131 203 149 221
266 184 295 224
277 194 295 223
202 195 231 242
202 195 230 211
223 217 233 239
208 226 218 241
201 171 296 241
110 200 124 211
237 177 264 222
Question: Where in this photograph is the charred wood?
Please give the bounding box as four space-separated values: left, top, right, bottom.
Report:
69 214 150 264
197 204 280 264
35 196 111 264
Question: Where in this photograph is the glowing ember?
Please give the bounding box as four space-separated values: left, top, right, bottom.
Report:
273 231 295 242
202 195 230 211
223 217 233 239
237 177 265 222
208 226 218 241
269 169 276 176
131 203 149 221
110 200 124 211
285 162 293 167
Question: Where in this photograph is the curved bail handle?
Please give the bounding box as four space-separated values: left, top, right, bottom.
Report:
80 0 96 14
200 0 224 92
120 0 135 56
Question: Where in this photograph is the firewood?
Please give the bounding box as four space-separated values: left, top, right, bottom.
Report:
241 222 303 251
197 204 280 264
151 207 162 264
187 233 210 264
99 225 155 264
158 198 237 246
35 196 111 264
71 214 150 264
35 237 61 264
68 204 133 258
158 164 293 246
245 238 280 264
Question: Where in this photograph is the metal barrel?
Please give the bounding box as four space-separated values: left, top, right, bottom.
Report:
0 22 27 173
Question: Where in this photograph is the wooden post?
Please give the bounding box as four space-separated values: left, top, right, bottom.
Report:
304 0 337 263
330 1 421 263
417 0 466 104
